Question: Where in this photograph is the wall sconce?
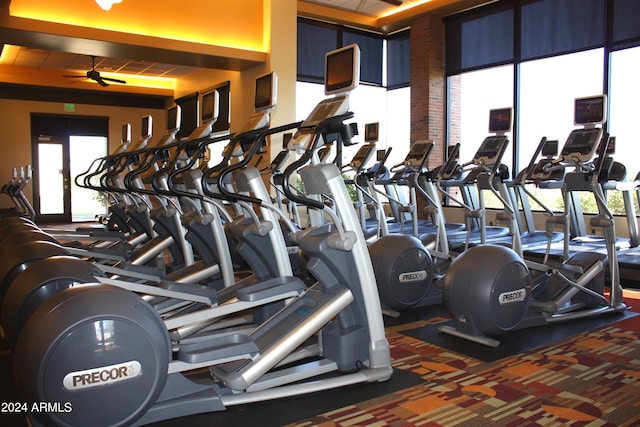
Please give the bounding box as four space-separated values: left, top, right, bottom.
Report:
95 0 122 11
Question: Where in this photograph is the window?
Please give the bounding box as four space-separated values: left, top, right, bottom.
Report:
609 46 640 180
296 20 409 170
454 65 514 170
518 49 604 213
295 82 409 169
445 0 640 216
519 49 604 169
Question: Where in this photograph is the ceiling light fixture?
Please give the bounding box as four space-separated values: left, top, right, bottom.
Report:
95 0 122 11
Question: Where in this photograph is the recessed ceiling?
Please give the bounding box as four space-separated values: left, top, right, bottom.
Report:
301 0 424 17
0 45 198 79
0 0 490 94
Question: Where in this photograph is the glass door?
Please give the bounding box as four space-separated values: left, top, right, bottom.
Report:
33 135 71 223
33 135 108 223
69 135 108 222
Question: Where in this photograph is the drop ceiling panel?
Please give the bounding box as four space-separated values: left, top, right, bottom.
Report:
1 45 199 78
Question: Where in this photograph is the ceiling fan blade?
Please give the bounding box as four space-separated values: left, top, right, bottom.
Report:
100 76 127 85
92 76 110 87
380 0 402 5
63 75 87 78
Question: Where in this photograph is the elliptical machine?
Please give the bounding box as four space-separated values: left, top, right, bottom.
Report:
11 44 392 427
439 95 628 347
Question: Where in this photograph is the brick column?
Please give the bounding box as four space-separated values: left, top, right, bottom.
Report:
410 13 445 169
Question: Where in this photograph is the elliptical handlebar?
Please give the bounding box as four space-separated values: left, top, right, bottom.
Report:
281 112 355 211
438 143 461 180
159 132 232 199
215 121 303 206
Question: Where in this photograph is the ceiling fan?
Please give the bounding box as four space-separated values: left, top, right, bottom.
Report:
64 56 127 87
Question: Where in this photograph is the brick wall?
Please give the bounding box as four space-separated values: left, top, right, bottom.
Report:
410 13 445 170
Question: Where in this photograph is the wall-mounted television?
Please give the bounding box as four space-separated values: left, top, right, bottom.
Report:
488 107 512 134
324 43 360 96
166 105 181 132
254 72 277 112
574 95 607 126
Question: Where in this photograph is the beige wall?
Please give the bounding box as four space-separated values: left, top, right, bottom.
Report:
0 98 166 209
0 0 298 212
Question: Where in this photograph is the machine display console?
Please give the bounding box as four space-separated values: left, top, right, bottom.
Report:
560 127 603 162
473 135 508 166
349 143 376 171
404 140 434 169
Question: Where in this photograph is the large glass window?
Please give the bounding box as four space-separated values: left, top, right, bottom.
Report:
445 0 640 220
519 49 604 168
456 65 514 170
518 49 604 213
609 46 640 179
449 65 513 209
296 82 409 168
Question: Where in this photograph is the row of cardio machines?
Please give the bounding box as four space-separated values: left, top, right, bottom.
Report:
341 95 628 347
1 44 396 427
0 165 36 221
0 42 629 424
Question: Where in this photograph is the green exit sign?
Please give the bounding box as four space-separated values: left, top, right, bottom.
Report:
64 103 75 112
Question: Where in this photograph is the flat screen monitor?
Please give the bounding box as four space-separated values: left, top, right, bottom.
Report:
121 123 131 144
166 105 181 132
141 115 152 138
574 95 606 126
488 108 512 134
255 72 277 112
364 122 379 142
324 44 360 96
541 140 558 157
201 89 219 124
212 81 231 133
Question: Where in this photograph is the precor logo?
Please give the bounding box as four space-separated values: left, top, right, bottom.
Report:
62 361 142 390
399 270 427 283
498 288 526 305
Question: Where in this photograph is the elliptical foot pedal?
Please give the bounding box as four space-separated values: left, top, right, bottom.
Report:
438 325 501 348
177 334 259 364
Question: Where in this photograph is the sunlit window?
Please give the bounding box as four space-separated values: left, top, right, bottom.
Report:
295 82 410 169
519 49 604 214
609 46 640 180
455 65 514 171
519 49 604 168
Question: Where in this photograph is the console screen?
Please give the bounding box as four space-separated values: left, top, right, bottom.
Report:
575 95 606 125
325 44 360 95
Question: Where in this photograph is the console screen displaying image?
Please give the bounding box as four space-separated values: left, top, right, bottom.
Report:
575 95 606 125
488 108 512 133
325 45 359 95
255 73 276 111
201 90 217 123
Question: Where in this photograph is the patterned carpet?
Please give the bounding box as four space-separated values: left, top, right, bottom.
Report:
290 293 640 427
2 290 639 427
